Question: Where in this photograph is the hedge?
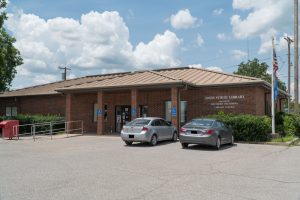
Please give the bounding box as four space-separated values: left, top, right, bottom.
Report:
279 113 300 137
207 112 300 142
207 113 271 142
0 114 65 134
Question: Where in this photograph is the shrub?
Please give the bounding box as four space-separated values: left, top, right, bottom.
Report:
0 114 64 134
292 114 300 137
283 115 296 136
275 112 285 136
207 113 271 142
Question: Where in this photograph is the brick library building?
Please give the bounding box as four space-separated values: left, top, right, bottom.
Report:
0 67 288 134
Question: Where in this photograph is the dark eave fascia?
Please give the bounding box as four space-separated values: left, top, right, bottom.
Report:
0 92 61 98
260 81 290 97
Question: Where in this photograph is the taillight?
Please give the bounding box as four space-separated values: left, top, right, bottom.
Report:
206 129 214 135
142 127 149 132
180 127 186 132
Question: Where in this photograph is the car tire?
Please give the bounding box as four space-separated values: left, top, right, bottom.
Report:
150 135 157 146
181 143 188 148
215 137 221 150
125 141 133 146
172 132 178 141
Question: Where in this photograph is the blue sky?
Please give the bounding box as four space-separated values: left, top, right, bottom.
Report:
6 0 293 90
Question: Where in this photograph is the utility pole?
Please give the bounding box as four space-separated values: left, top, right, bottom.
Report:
294 0 299 113
285 36 294 113
58 66 71 81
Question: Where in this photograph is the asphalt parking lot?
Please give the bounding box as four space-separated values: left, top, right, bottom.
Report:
0 135 300 200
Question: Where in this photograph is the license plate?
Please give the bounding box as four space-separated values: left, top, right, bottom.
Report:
191 131 198 134
129 135 134 138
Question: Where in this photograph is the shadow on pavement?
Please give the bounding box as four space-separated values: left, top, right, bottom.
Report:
123 140 179 147
182 143 237 151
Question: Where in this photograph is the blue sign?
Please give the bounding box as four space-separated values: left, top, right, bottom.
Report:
132 107 137 117
171 107 177 117
97 109 102 117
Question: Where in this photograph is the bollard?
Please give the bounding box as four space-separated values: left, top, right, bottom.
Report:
50 122 53 140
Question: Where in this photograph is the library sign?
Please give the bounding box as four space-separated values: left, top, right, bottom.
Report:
204 95 245 109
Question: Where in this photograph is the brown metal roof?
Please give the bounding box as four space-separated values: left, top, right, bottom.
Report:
58 70 183 91
0 72 129 97
0 66 275 97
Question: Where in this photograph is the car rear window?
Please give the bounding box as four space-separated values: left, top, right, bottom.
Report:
187 119 214 127
127 119 151 126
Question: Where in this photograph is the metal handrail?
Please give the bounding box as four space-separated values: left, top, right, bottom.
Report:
12 120 84 141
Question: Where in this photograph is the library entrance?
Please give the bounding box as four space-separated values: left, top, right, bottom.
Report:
115 105 131 133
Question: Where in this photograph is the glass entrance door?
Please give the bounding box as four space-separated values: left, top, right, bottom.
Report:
115 105 131 133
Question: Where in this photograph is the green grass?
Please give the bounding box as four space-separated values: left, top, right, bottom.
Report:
271 135 297 143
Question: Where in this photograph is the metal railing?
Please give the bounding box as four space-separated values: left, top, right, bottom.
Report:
12 120 83 141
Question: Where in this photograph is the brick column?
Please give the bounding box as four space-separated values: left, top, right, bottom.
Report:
131 88 138 119
65 93 72 122
171 87 180 130
97 91 104 135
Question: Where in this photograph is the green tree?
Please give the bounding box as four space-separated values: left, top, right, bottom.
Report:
234 58 287 91
0 0 23 92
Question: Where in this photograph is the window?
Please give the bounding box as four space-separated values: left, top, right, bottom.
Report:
159 119 170 126
6 107 17 117
93 104 108 122
165 101 187 123
188 119 214 127
151 120 162 126
139 105 148 117
127 119 151 126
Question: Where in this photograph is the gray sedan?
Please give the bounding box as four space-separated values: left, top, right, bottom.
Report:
179 118 234 150
121 117 178 146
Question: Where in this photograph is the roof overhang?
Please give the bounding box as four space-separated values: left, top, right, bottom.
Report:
56 81 186 94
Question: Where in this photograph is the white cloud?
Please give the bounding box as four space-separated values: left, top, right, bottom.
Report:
259 31 293 54
213 8 224 16
231 0 292 39
6 10 183 88
230 49 248 60
206 66 223 72
189 64 223 72
189 64 202 68
133 30 182 68
170 9 200 29
196 34 204 46
231 0 293 54
33 74 57 85
216 33 230 41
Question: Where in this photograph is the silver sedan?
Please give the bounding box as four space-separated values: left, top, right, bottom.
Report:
121 117 178 146
179 118 234 150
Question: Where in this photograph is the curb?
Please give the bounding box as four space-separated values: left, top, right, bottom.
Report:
236 137 300 147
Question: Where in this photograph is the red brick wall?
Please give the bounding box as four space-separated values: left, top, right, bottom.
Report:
0 95 65 116
70 93 97 133
180 86 259 121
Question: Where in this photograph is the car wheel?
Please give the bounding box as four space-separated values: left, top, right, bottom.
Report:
150 135 157 146
125 141 133 145
181 143 188 148
172 132 178 141
215 137 221 150
230 135 234 145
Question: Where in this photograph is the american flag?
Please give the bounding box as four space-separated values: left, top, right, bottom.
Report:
273 48 278 74
273 46 279 101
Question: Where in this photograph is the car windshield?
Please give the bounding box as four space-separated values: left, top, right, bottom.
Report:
127 119 151 126
185 119 214 127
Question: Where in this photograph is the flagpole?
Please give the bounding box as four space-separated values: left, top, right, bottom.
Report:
271 37 275 135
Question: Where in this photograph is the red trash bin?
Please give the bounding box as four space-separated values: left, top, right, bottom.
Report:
0 120 19 139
